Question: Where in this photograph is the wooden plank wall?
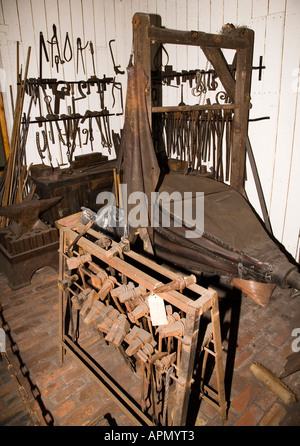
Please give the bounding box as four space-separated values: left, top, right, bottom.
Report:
0 0 299 261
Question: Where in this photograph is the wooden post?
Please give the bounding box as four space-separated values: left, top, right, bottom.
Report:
172 303 201 426
230 29 254 194
132 13 152 126
210 290 227 424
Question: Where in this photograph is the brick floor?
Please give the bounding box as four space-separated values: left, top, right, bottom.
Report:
1 266 300 427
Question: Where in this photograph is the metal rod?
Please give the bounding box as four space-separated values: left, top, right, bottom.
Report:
21 112 116 125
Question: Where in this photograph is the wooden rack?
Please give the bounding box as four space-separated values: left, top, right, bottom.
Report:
132 13 254 195
57 213 227 426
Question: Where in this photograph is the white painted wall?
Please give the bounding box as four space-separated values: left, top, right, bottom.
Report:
0 0 299 261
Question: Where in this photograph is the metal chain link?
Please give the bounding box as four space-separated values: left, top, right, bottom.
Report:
1 351 41 426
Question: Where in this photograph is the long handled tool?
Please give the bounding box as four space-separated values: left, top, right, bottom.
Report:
1 45 31 227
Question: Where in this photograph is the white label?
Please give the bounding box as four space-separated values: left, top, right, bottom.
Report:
148 294 168 326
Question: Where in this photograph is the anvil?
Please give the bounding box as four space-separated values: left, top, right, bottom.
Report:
0 197 62 234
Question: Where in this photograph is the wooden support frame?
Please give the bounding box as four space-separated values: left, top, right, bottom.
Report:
132 12 254 194
57 213 227 426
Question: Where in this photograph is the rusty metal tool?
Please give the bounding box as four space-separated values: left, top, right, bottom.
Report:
105 236 130 259
124 327 152 357
66 253 92 270
63 32 72 62
112 80 124 114
71 288 92 310
39 32 49 79
35 130 47 163
83 300 106 325
109 39 125 75
40 84 65 149
89 41 96 76
58 274 79 292
128 299 149 324
77 38 89 74
49 81 71 116
47 24 64 68
105 313 130 345
97 276 117 301
153 274 196 294
95 306 120 333
0 197 62 234
67 219 94 253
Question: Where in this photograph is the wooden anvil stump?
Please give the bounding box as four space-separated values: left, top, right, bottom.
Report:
0 227 59 290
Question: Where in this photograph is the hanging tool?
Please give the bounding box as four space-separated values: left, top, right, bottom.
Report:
39 32 49 79
82 128 89 145
63 32 73 62
108 40 124 75
35 130 47 163
40 84 65 151
47 24 64 68
96 81 105 110
60 114 72 160
95 115 107 149
89 41 96 77
102 111 112 154
112 80 123 114
69 114 82 163
77 38 89 74
49 81 71 115
88 117 94 152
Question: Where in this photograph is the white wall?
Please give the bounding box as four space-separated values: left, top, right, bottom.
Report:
0 0 299 261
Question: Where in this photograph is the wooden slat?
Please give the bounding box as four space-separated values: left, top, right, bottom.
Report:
152 103 237 113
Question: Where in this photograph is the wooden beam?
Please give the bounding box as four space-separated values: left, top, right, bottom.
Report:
132 13 152 125
148 23 249 50
201 46 236 101
152 103 237 113
230 29 254 193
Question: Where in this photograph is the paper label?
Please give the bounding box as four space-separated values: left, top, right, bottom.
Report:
148 294 168 326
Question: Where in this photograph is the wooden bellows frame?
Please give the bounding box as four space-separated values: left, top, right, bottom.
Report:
132 13 254 195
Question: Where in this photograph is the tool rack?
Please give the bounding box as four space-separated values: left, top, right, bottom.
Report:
57 213 226 426
132 13 254 196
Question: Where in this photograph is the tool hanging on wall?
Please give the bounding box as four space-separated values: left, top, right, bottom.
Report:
39 32 49 79
112 79 124 114
35 130 47 163
63 32 73 62
77 38 89 74
153 106 233 180
47 24 65 71
109 39 125 75
89 42 96 77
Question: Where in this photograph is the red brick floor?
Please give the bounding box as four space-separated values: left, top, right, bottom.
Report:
1 266 300 427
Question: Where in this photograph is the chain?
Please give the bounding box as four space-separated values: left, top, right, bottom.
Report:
1 351 41 426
